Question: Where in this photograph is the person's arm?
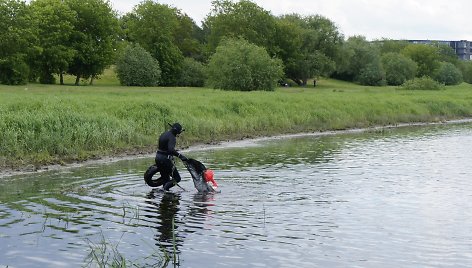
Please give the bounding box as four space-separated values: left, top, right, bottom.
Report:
167 136 178 156
168 136 188 161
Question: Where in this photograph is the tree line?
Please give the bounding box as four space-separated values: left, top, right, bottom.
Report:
1 0 472 89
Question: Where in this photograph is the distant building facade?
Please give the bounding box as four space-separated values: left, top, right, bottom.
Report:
408 40 472 60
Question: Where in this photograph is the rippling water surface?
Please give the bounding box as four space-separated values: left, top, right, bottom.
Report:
1 123 472 267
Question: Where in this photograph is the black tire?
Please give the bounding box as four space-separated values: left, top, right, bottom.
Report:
144 164 164 187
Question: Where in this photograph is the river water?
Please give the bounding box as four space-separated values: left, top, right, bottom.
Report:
1 123 472 267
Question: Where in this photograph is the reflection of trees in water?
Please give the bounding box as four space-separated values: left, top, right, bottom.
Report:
203 135 347 169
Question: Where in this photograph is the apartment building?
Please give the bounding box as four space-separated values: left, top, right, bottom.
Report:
408 40 472 60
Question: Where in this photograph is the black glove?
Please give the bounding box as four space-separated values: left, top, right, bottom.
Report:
178 153 188 162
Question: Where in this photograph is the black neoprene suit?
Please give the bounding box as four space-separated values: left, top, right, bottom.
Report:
155 129 182 190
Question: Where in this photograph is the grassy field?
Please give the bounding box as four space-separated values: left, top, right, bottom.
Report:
1 75 472 169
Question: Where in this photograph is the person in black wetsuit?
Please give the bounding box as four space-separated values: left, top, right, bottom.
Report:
155 122 188 191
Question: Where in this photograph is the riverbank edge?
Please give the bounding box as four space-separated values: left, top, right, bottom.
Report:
1 118 471 179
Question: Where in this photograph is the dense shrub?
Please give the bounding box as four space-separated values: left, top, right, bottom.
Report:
206 38 284 91
0 55 30 85
381 52 417 85
116 43 161 86
178 57 206 87
39 71 56 84
433 62 463 85
458 61 472 84
401 76 445 90
357 61 386 86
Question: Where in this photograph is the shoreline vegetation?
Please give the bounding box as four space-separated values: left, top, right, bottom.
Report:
2 78 472 177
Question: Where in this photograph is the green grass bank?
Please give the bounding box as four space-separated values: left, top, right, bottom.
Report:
1 79 472 169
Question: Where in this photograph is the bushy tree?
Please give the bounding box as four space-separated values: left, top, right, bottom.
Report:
437 43 459 65
66 0 119 85
381 52 417 85
402 44 440 77
276 14 342 86
116 43 161 86
178 57 206 87
0 0 36 85
458 61 472 84
0 55 30 85
206 38 284 91
375 39 409 54
174 13 204 60
434 62 463 85
205 0 278 55
125 1 185 86
334 35 382 84
30 0 76 84
357 60 386 86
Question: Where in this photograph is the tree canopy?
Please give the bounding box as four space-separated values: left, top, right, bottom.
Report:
401 44 440 78
65 0 119 85
0 0 36 84
30 0 77 84
204 0 278 55
276 14 342 86
207 38 283 91
0 0 470 87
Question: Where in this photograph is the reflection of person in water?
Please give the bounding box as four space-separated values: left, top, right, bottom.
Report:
186 193 217 230
143 190 218 266
144 190 182 261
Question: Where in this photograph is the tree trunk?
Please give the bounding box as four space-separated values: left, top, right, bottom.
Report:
89 76 94 86
292 78 303 86
60 72 64 85
302 78 307 87
75 75 80 86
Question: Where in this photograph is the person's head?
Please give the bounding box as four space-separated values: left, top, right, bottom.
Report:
169 122 184 135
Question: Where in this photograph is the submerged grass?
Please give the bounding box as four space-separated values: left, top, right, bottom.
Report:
1 79 472 168
85 231 167 268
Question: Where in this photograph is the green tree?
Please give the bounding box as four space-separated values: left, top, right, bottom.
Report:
116 43 161 86
0 0 36 85
30 0 76 84
458 60 472 84
335 35 382 84
375 39 409 55
381 52 417 86
437 43 459 65
434 62 463 85
178 57 206 87
174 13 204 60
207 38 283 91
125 1 184 86
276 14 342 86
65 0 119 85
205 0 278 55
357 61 386 86
401 44 440 77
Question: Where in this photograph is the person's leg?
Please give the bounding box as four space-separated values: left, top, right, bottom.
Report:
163 168 181 191
156 157 173 188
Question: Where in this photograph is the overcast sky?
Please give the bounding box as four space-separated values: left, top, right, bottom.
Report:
110 0 472 41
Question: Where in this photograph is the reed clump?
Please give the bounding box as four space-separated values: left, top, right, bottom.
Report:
1 80 472 169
